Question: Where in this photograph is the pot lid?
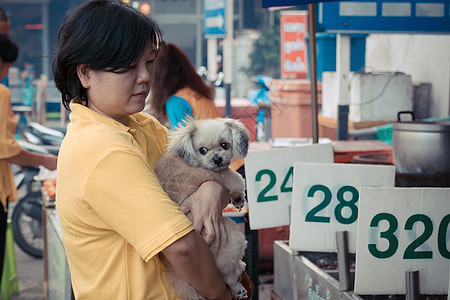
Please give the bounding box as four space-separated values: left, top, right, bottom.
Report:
393 120 450 132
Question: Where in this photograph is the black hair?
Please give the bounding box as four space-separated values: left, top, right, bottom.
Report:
0 7 8 22
52 0 162 110
0 33 18 63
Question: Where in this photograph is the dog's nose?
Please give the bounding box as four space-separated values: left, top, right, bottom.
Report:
212 155 223 166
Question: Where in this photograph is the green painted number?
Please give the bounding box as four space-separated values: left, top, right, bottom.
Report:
280 167 293 193
305 184 332 223
305 185 358 225
255 168 294 203
403 214 433 259
368 213 399 259
255 169 278 202
438 214 450 259
369 213 449 259
335 186 359 225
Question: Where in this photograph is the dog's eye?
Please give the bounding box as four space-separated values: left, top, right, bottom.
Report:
221 142 230 150
199 147 208 155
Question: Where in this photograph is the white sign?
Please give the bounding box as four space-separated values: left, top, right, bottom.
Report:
289 162 395 253
245 144 333 230
355 187 450 295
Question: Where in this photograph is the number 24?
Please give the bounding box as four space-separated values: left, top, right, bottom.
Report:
255 168 293 202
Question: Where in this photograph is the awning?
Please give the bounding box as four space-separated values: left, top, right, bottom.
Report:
262 0 337 8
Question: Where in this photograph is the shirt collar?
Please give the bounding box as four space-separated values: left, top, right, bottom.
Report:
69 101 137 133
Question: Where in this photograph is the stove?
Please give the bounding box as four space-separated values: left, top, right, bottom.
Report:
351 152 450 187
395 173 450 187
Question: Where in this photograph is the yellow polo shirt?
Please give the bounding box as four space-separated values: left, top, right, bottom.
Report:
56 102 192 299
0 84 21 210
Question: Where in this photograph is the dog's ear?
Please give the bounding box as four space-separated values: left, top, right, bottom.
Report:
224 118 250 159
166 117 198 165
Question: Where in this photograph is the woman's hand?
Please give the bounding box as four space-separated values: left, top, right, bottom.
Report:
43 154 58 170
180 181 230 247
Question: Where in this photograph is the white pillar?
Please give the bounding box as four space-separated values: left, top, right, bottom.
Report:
223 0 233 85
207 38 218 82
336 34 351 105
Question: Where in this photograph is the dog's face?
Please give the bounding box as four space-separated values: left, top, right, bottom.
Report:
167 117 250 171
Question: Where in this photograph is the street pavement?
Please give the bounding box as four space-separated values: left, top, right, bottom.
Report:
10 244 44 300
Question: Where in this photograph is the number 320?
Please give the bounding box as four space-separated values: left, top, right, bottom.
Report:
369 213 450 260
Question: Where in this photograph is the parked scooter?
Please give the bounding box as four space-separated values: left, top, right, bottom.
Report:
11 123 62 258
248 75 272 141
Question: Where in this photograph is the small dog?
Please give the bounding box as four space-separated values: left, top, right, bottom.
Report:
155 117 250 299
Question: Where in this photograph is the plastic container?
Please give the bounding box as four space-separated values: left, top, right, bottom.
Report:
269 79 321 138
305 33 368 81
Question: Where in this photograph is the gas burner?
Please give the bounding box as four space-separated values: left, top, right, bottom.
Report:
395 173 450 187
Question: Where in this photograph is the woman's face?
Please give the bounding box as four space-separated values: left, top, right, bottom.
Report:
80 44 156 125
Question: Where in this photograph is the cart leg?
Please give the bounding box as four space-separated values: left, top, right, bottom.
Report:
336 231 351 291
405 270 420 300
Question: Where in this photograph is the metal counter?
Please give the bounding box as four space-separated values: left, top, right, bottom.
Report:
42 191 74 300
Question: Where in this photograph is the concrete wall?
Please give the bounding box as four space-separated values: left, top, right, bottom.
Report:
365 34 450 118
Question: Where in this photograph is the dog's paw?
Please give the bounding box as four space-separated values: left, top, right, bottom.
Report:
232 197 245 211
233 282 248 299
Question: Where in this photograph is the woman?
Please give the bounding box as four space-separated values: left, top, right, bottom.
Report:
0 33 57 283
52 1 235 299
147 42 222 128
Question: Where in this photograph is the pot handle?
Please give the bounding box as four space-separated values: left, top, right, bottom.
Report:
397 111 415 122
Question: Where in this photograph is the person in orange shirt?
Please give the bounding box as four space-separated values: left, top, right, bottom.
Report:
52 1 235 299
0 7 10 87
0 33 57 284
146 42 222 129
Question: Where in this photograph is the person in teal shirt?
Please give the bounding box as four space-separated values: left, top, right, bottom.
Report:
146 42 221 129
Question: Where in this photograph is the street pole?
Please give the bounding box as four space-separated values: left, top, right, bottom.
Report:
207 38 218 88
336 34 350 140
307 3 319 143
223 0 233 117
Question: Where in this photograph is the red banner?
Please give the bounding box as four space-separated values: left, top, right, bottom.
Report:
280 11 308 79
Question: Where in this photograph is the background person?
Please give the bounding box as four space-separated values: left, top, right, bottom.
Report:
146 42 222 128
0 7 9 35
52 1 235 299
0 33 57 284
0 7 10 87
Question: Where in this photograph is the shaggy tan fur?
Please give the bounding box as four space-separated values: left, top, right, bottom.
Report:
155 117 250 299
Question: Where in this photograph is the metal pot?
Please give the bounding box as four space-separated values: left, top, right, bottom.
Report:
392 111 450 175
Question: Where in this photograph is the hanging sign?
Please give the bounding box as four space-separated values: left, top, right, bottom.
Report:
319 1 450 34
245 144 333 230
355 187 450 295
289 162 395 253
262 0 338 7
204 0 226 38
280 11 309 79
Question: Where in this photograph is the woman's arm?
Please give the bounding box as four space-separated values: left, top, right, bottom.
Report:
6 149 57 170
179 181 230 246
162 230 233 300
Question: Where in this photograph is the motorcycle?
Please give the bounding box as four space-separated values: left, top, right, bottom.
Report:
11 123 62 258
